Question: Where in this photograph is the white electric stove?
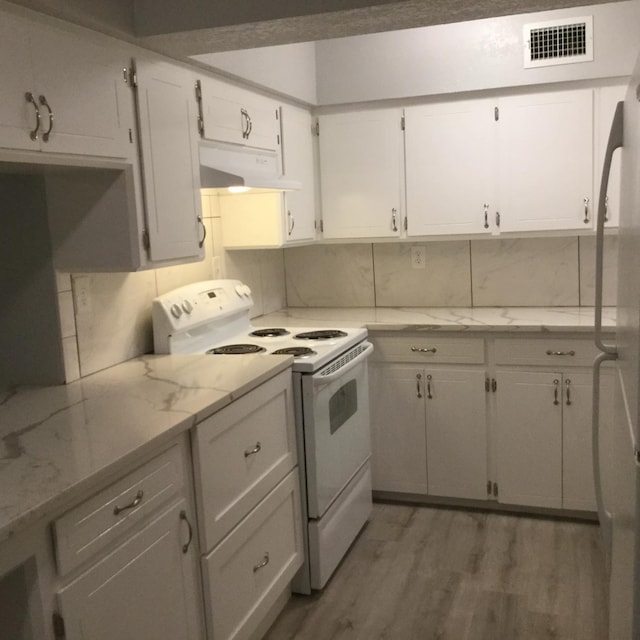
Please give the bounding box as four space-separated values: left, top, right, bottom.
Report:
152 280 374 593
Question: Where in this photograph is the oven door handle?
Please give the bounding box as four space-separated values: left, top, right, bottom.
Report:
313 341 374 386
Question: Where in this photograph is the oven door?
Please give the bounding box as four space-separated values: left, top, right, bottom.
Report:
301 341 373 518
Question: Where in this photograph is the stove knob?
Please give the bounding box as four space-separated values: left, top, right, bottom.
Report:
181 300 193 314
170 303 183 319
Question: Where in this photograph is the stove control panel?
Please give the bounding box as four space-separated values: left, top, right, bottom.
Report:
152 280 254 353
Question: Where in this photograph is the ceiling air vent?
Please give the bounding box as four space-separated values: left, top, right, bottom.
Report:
523 16 593 68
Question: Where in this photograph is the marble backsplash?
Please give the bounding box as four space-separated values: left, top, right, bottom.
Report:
58 193 618 383
284 235 618 309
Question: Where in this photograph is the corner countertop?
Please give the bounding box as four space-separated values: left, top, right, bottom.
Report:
254 306 616 333
0 353 292 545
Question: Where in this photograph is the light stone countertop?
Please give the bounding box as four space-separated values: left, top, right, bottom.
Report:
254 306 617 333
0 353 292 544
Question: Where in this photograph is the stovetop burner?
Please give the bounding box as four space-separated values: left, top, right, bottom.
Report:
206 344 266 355
249 328 290 338
272 347 317 358
294 330 348 340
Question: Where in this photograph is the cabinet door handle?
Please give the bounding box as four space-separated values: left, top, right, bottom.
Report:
244 442 261 458
38 95 54 142
416 373 422 399
584 197 590 224
253 552 270 572
391 208 398 232
411 347 437 353
483 203 489 229
565 378 572 406
426 374 433 399
25 92 41 141
546 350 575 356
240 108 252 139
180 510 194 554
197 215 207 248
553 379 559 405
113 489 144 515
287 210 295 235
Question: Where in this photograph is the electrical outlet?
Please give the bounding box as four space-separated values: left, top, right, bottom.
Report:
72 275 92 315
411 246 426 269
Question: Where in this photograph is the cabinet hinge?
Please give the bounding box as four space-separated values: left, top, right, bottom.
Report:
53 612 65 640
194 80 205 137
126 62 137 89
493 482 499 498
401 114 405 131
494 106 499 121
491 378 497 392
314 120 320 136
142 228 150 251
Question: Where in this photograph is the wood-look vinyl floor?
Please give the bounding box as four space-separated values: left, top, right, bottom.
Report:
264 503 608 640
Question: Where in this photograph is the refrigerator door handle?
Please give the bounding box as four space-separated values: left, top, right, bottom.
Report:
592 350 617 569
595 101 624 355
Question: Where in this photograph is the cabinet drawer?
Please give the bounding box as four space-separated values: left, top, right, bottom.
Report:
193 370 296 551
493 338 598 367
53 444 185 575
202 471 303 640
371 335 485 364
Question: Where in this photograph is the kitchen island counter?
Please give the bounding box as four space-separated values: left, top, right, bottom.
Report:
0 353 292 544
254 306 616 333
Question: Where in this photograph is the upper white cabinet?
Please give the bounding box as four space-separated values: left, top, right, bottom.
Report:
197 76 279 151
132 59 204 263
497 89 594 232
280 104 317 243
405 99 498 236
595 84 626 228
318 108 404 239
0 13 130 158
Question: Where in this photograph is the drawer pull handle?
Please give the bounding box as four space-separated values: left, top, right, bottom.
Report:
180 510 193 554
546 350 576 356
553 379 560 406
113 489 144 515
411 347 437 353
244 442 262 458
253 552 270 572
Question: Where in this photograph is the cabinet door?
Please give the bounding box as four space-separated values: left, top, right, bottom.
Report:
425 368 488 500
134 60 203 262
319 109 404 238
563 370 613 511
596 85 626 228
0 13 39 151
57 500 201 640
498 89 594 232
369 364 428 494
281 104 316 243
495 370 562 508
200 77 279 151
32 25 131 158
405 100 497 236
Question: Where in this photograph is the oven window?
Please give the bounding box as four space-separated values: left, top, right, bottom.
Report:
329 379 358 434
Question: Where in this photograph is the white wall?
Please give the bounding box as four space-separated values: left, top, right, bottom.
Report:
315 1 639 104
193 42 318 104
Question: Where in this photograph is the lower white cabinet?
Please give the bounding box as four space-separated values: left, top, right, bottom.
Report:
53 440 202 640
192 369 303 640
57 499 201 640
369 359 488 501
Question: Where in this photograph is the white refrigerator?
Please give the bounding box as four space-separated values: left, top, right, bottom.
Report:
594 52 640 640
